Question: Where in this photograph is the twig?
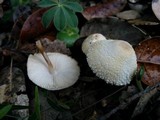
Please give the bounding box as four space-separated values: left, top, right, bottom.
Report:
8 58 13 91
99 83 160 120
72 86 126 116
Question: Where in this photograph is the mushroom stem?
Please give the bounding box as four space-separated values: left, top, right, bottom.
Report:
36 40 54 73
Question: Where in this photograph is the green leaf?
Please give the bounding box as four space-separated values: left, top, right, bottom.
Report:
64 1 83 12
42 7 57 28
0 104 28 110
34 86 41 120
136 65 145 91
12 105 29 110
0 105 12 119
68 11 78 27
54 7 67 31
59 0 67 4
29 86 41 120
57 29 79 47
38 0 57 8
62 8 77 27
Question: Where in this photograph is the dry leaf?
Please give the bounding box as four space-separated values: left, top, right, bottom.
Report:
82 0 127 20
116 10 140 20
135 37 160 86
19 8 56 44
11 8 32 46
0 67 26 103
0 0 3 4
40 38 71 55
131 88 157 118
80 17 147 46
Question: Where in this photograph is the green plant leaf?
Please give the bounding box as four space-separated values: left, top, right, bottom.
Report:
62 8 77 27
57 30 79 47
38 0 57 8
0 104 28 110
34 86 41 120
0 105 12 119
68 11 78 27
64 1 83 12
42 7 58 28
136 65 145 91
54 7 67 31
59 0 67 4
29 86 41 120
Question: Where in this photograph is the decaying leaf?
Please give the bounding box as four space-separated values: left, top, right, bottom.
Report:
19 8 56 44
0 0 3 4
0 67 26 103
128 19 159 25
11 9 31 44
82 0 127 20
135 37 160 86
116 10 140 20
0 66 29 117
40 38 71 55
80 17 147 46
131 87 157 118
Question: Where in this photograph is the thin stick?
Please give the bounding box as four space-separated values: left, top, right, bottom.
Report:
72 86 126 116
8 58 13 91
100 82 160 119
36 40 54 73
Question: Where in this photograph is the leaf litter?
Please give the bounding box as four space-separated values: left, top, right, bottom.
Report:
1 0 160 119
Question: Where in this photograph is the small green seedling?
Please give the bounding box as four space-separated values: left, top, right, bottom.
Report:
38 0 83 46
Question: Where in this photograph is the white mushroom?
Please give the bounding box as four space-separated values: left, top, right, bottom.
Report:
27 40 80 90
82 33 137 86
152 0 160 21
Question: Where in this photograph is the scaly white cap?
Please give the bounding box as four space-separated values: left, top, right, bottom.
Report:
82 33 137 86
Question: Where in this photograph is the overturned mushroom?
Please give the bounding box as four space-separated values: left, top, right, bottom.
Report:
27 40 80 90
82 33 137 86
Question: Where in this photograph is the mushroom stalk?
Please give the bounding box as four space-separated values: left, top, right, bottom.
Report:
36 40 54 73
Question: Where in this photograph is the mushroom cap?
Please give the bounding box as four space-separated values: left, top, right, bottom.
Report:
82 33 106 54
27 52 80 90
82 34 137 86
152 0 160 21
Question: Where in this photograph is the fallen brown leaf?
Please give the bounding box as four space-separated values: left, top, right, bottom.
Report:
135 37 160 86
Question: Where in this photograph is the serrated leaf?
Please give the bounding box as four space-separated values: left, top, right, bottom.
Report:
54 7 67 31
64 2 83 12
42 7 57 28
38 0 57 8
0 105 12 119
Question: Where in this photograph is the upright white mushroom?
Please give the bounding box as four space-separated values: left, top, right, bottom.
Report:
27 40 80 90
82 33 137 86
